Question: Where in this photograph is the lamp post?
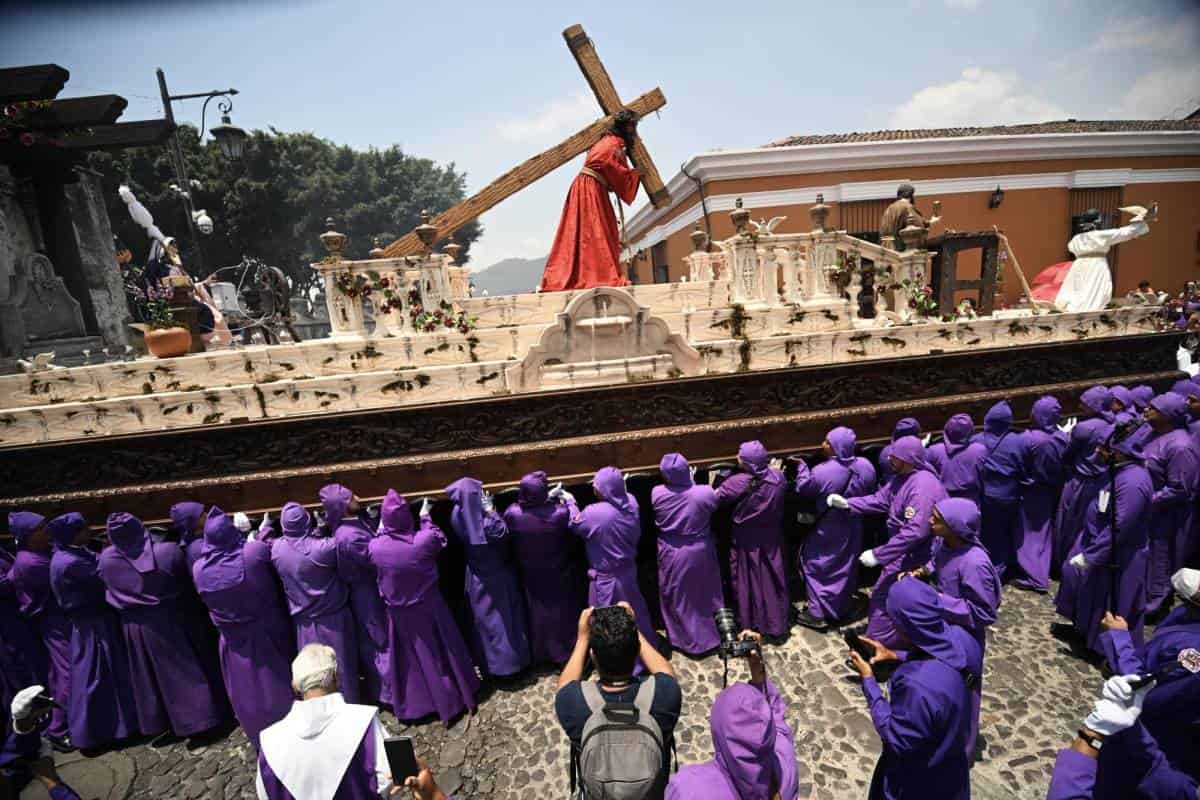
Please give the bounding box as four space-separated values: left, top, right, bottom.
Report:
155 67 247 274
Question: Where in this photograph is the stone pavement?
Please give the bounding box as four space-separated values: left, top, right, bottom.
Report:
22 581 1108 800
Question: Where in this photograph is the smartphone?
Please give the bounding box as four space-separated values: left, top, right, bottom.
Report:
384 736 419 784
843 630 875 663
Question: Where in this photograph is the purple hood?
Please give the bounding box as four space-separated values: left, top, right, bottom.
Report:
1129 385 1155 411
934 497 981 546
1030 396 1063 433
169 501 205 543
1080 386 1114 420
826 426 857 466
593 466 632 511
47 512 86 549
887 577 970 673
892 417 921 441
941 414 975 457
1109 385 1133 412
1170 379 1199 401
709 683 780 799
319 483 354 529
1149 393 1189 428
889 436 931 473
195 506 245 593
447 476 487 546
738 441 770 477
106 512 156 573
380 490 415 537
660 453 694 489
518 471 550 507
8 511 45 547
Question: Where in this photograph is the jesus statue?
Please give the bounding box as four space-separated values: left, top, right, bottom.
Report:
539 110 641 292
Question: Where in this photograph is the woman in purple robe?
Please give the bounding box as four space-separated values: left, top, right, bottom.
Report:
193 507 295 748
321 483 389 705
1014 396 1069 592
503 471 584 665
368 490 479 723
169 501 206 567
1059 424 1154 654
925 414 985 505
46 513 138 750
877 417 922 484
446 477 531 677
651 453 724 654
97 512 227 738
971 400 1027 579
792 427 877 629
1141 393 1200 617
270 502 360 703
715 442 789 638
568 467 662 648
835 436 947 649
7 511 72 746
850 578 981 800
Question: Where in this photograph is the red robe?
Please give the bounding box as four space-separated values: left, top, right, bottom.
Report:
1030 260 1073 304
540 134 640 292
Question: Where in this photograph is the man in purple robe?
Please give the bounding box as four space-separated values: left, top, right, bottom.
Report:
1054 387 1117 583
0 543 47 770
830 436 947 649
1130 385 1155 414
270 502 360 703
321 483 389 705
925 414 986 506
848 578 981 800
877 417 922 484
1059 422 1154 654
971 400 1027 579
368 490 479 723
792 427 877 630
446 477 531 677
45 513 138 751
1141 393 1200 618
193 507 295 748
566 467 662 648
97 512 227 739
170 501 206 567
504 471 585 665
651 453 723 654
5 685 83 800
1109 385 1135 420
716 442 789 638
6 512 72 748
666 631 798 800
1014 396 1069 592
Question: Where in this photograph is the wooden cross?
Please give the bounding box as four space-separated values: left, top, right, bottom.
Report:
381 24 670 259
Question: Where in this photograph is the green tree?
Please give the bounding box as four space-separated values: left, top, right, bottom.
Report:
89 125 481 297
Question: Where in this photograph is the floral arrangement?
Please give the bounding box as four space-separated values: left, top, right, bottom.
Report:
408 288 477 334
897 278 940 319
0 101 91 148
366 271 405 314
333 271 371 299
130 281 177 329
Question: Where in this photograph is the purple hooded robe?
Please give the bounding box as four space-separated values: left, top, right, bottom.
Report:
925 414 986 506
1130 385 1155 413
1047 722 1198 800
928 497 1001 760
97 512 227 737
666 679 799 800
863 579 981 800
792 427 877 623
847 437 948 648
368 490 479 722
504 471 585 665
170 501 206 567
1014 397 1069 591
270 502 360 703
446 477 531 677
716 442 789 638
568 467 662 648
321 483 389 705
970 401 1027 579
0 544 45 761
1054 386 1116 573
46 513 138 749
8 511 72 740
1142 394 1200 616
877 418 922 485
193 507 295 748
651 453 724 655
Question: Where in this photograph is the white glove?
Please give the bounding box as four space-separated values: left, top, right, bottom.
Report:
233 512 251 533
419 498 432 519
11 685 44 722
768 457 783 472
1084 674 1148 736
689 465 697 479
559 490 577 506
826 493 850 510
262 510 271 525
247 531 257 542
1097 490 1111 514
481 491 494 514
1101 674 1139 704
921 433 932 447
622 472 630 485
548 482 564 499
1058 417 1078 435
1069 552 1089 572
859 550 880 568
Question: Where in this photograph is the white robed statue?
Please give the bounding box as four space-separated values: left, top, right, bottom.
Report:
1054 205 1155 313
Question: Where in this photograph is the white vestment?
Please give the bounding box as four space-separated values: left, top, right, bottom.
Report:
1055 221 1149 313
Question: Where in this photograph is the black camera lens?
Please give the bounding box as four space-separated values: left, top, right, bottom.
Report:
713 608 740 645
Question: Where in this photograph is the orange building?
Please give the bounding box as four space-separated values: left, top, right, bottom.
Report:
623 118 1200 302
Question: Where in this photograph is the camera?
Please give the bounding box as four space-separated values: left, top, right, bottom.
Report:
713 608 759 658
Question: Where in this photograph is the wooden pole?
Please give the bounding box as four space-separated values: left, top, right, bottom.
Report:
993 225 1055 312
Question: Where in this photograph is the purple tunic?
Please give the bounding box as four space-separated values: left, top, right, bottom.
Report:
651 454 724 655
569 467 662 647
504 472 585 665
193 507 295 748
270 502 360 703
1047 723 1198 800
368 490 479 723
97 513 227 737
666 680 799 800
970 401 1027 579
715 442 789 638
792 427 877 622
877 418 922 485
1142 394 1200 615
848 437 947 649
46 513 138 750
322 483 390 705
0 548 45 751
447 477 531 677
926 414 985 506
1054 387 1116 572
1014 397 1069 591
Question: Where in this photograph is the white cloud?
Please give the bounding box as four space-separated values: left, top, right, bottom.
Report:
1092 11 1200 52
888 68 1068 129
1114 64 1200 118
495 92 596 142
943 0 980 9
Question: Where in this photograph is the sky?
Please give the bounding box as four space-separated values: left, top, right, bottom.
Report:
3 0 1198 272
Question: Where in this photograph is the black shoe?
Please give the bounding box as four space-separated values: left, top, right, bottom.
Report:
1049 622 1077 641
795 608 829 631
46 734 75 753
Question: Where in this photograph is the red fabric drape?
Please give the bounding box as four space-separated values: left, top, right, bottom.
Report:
1030 261 1073 303
539 134 640 292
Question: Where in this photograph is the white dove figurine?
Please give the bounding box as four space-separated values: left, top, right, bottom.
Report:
749 216 787 235
17 352 60 373
1118 202 1157 223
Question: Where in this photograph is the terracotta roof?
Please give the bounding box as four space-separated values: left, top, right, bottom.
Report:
766 118 1200 148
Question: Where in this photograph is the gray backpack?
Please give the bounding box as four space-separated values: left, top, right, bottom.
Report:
571 679 665 800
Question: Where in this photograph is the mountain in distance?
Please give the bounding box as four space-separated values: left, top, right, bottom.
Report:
470 256 546 297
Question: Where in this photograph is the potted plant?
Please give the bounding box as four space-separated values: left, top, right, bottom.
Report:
137 282 191 358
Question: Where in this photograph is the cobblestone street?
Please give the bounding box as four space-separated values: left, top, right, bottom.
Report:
25 581 1108 800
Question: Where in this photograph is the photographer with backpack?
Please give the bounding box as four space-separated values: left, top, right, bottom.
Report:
555 603 681 800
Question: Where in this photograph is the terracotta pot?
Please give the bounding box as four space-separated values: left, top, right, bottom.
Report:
145 326 192 358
